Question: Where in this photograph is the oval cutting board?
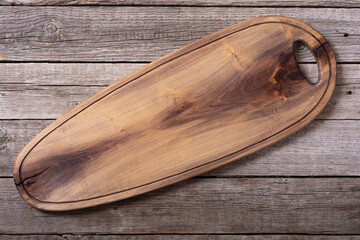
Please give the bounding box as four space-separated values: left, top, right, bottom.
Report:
14 16 336 211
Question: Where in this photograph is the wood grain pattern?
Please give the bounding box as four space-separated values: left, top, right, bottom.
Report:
13 16 337 211
2 178 360 233
2 120 360 177
0 63 358 120
2 235 360 240
0 7 357 62
0 63 146 86
1 0 359 7
1 74 356 120
0 64 357 178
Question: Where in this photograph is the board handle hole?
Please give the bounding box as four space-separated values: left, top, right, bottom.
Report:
294 41 319 85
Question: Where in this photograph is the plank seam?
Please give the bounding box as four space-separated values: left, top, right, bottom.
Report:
2 233 360 236
0 4 359 8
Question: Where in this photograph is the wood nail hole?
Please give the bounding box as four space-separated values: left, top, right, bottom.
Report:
294 41 319 84
344 33 349 37
346 91 352 95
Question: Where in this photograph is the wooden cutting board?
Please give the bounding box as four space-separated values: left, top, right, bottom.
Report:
14 16 336 211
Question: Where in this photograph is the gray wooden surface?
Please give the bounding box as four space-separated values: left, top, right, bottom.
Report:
0 0 360 239
1 236 360 240
0 7 358 62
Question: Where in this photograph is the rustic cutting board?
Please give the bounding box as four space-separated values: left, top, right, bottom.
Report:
14 16 336 211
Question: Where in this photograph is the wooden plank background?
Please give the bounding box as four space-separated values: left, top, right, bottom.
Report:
0 0 360 239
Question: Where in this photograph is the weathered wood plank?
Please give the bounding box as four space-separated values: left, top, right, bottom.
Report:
0 7 358 62
0 63 358 120
1 120 359 177
1 235 360 240
0 63 358 85
1 0 359 7
0 63 145 85
1 177 360 233
0 85 103 119
0 80 356 120
0 63 146 86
